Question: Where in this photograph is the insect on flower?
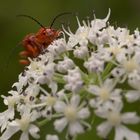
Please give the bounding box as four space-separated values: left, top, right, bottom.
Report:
17 12 71 65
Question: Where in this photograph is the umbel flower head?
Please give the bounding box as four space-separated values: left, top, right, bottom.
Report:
0 9 140 140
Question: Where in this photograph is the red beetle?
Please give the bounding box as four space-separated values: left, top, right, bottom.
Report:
18 13 70 65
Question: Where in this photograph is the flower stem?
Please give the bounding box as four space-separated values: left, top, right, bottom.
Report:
102 62 114 79
36 118 50 127
53 73 65 83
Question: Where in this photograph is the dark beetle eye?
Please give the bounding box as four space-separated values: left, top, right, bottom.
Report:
43 32 46 35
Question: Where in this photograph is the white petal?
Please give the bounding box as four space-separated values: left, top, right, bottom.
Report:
57 90 65 99
0 123 20 140
78 108 90 119
68 35 79 48
95 107 108 119
1 121 8 133
104 8 111 22
97 121 112 138
115 125 140 140
54 117 68 132
89 99 97 108
110 89 122 102
68 121 84 136
88 85 100 95
0 108 14 132
20 132 29 140
121 112 140 124
29 124 40 139
125 90 140 102
111 67 125 77
49 82 58 94
103 79 114 91
113 101 123 112
70 95 80 107
46 135 59 140
54 101 66 113
7 108 15 119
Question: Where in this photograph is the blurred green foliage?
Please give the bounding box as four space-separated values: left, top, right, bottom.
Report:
0 0 140 139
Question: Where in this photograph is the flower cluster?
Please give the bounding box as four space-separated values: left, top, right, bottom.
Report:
0 9 140 140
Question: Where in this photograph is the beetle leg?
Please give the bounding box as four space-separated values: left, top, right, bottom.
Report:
19 51 31 57
19 59 30 65
26 44 39 57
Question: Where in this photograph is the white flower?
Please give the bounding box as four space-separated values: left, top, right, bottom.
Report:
56 56 75 73
36 62 58 93
114 125 140 140
107 27 133 49
24 83 40 96
111 52 140 82
64 17 90 48
46 135 59 140
95 102 140 140
111 67 125 78
12 73 28 93
73 23 89 46
0 108 14 133
36 62 56 84
118 55 140 73
73 45 89 59
84 53 104 72
32 87 59 118
3 90 20 106
88 8 110 45
91 8 111 31
40 95 57 118
54 95 90 137
125 71 140 102
0 91 20 132
64 67 83 93
0 109 40 140
47 38 67 56
88 78 122 108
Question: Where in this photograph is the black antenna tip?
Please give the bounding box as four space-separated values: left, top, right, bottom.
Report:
50 12 73 28
17 14 45 28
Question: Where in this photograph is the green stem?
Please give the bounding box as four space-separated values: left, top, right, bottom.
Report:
53 73 65 84
36 118 50 127
102 62 114 79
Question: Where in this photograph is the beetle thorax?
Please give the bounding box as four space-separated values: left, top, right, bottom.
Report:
35 27 60 44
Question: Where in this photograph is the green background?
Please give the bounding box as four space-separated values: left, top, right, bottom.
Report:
0 0 140 139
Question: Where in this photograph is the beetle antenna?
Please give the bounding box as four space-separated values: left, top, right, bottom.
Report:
17 14 45 28
50 12 72 28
